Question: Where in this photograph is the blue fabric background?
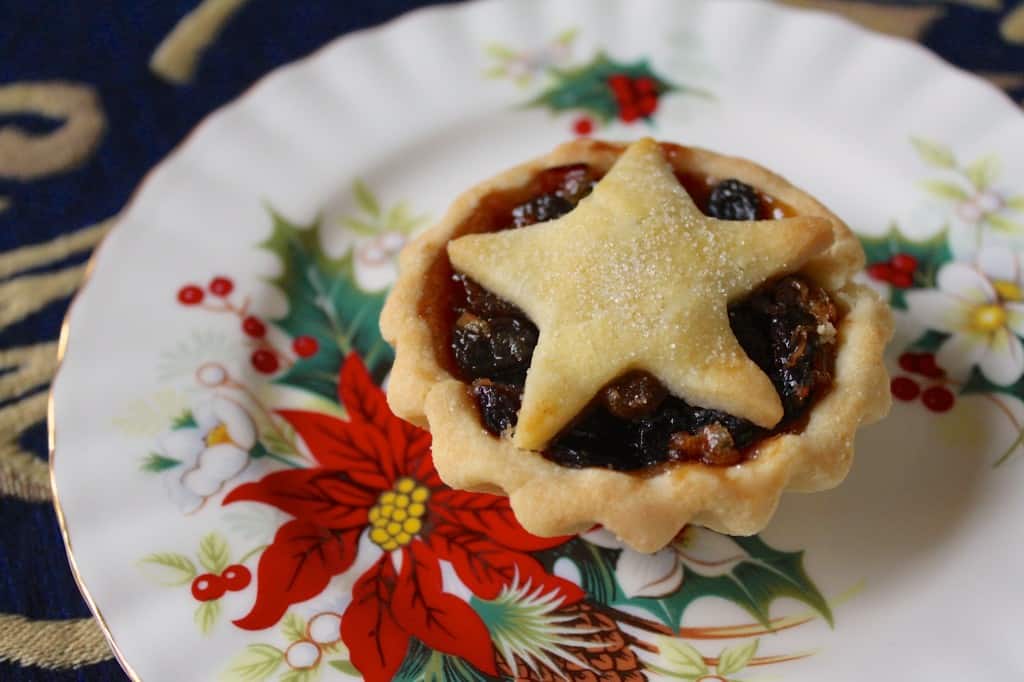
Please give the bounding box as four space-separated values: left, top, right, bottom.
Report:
0 1 1019 679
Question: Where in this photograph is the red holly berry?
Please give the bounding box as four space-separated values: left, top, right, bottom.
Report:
890 376 920 401
292 335 319 358
572 116 594 136
242 315 266 338
208 276 234 297
889 270 914 289
220 564 251 591
191 573 225 602
634 76 657 95
619 104 640 123
898 352 921 374
608 74 631 95
638 94 658 117
890 253 918 274
917 353 944 378
867 263 894 282
177 285 204 305
922 385 955 412
251 349 279 374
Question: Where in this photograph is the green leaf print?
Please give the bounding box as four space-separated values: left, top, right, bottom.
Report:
1006 195 1024 211
198 532 231 574
985 212 1024 235
195 599 221 635
656 638 709 678
910 137 957 169
280 613 306 643
138 552 197 586
353 179 381 217
965 154 1000 191
171 409 198 430
570 535 831 631
328 660 360 676
260 209 392 400
920 179 969 201
140 452 181 472
716 639 758 675
224 644 285 681
531 52 694 122
393 639 489 682
859 223 952 309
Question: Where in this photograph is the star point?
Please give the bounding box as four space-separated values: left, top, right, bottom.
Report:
448 138 834 451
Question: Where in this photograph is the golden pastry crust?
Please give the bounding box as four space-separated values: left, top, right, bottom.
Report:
380 139 892 552
446 138 836 449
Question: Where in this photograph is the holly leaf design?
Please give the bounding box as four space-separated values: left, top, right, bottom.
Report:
138 552 197 586
697 535 831 627
910 137 956 169
393 639 490 682
859 223 953 309
530 52 689 122
199 532 231 574
573 535 830 630
195 599 220 635
716 639 758 676
225 644 285 681
959 364 1024 405
279 671 316 682
260 209 392 401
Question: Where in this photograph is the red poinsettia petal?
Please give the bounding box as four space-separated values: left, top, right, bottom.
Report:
349 420 400 482
234 520 359 630
277 409 388 475
223 469 373 529
431 489 576 552
404 434 441 488
346 467 393 492
431 527 585 604
338 352 393 427
341 557 409 682
339 352 422 432
391 542 498 676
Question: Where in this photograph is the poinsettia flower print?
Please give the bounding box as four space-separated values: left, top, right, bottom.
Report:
224 353 582 681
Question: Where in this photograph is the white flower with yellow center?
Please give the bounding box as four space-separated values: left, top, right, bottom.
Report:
583 526 745 599
905 249 1024 385
158 396 255 513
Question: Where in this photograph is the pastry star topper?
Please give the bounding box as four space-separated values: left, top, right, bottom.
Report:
448 138 834 451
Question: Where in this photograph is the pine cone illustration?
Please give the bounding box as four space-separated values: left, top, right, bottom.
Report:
496 602 646 682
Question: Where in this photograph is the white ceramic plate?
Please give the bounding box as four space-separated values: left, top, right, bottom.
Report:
52 0 1024 680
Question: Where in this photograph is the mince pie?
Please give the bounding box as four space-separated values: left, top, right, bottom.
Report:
381 138 892 552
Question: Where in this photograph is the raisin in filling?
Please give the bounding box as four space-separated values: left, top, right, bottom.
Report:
448 162 837 470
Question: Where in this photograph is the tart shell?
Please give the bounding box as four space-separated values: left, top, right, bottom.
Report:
380 139 893 552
